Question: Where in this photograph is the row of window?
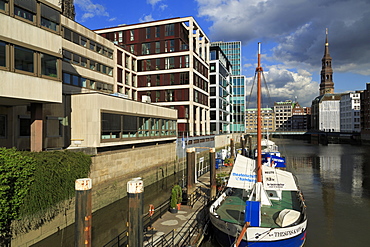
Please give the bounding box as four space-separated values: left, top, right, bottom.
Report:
140 72 189 87
139 55 190 72
63 27 114 59
63 72 113 93
0 40 59 78
63 49 113 76
140 39 189 54
0 114 63 138
1 0 60 32
101 112 176 140
117 50 137 71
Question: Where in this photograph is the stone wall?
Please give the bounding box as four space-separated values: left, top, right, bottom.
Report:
12 142 178 247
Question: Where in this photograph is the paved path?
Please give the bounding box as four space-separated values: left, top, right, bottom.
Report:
143 166 232 246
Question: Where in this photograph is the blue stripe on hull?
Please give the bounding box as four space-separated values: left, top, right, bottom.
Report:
213 226 306 247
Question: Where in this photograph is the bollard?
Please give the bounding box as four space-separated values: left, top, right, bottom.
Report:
230 138 235 159
75 178 92 247
186 148 195 205
127 178 144 247
209 148 216 199
241 135 246 156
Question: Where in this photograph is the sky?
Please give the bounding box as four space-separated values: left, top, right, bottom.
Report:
74 0 370 107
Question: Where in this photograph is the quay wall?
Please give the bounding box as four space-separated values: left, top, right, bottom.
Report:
12 142 178 247
12 134 243 246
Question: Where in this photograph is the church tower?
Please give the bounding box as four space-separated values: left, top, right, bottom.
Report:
320 28 334 95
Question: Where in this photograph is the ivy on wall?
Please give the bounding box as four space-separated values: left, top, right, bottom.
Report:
0 148 91 244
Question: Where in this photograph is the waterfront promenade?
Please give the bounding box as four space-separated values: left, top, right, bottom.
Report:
143 165 232 246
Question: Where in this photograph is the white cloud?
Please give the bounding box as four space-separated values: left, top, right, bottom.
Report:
75 0 109 22
140 14 155 23
196 0 370 75
246 66 319 107
147 0 164 7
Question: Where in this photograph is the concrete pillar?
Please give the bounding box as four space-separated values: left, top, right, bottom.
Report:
30 103 43 152
75 178 92 247
127 178 144 247
209 148 216 199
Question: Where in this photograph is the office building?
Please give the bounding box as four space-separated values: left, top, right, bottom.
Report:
245 108 275 133
95 17 211 136
0 0 177 151
340 92 361 133
209 46 232 134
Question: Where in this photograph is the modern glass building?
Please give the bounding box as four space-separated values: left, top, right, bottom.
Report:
211 41 241 76
231 75 246 132
209 46 232 134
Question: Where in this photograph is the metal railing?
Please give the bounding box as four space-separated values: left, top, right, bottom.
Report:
144 187 209 247
103 201 170 247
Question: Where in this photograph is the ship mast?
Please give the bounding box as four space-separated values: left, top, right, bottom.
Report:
256 43 262 182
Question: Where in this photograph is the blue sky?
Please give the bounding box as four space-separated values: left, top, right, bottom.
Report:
74 0 370 107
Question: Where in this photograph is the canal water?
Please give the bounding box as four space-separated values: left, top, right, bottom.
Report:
202 139 370 247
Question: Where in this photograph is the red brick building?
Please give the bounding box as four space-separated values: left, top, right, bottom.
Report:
95 17 210 136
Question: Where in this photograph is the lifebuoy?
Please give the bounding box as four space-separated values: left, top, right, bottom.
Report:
149 204 155 217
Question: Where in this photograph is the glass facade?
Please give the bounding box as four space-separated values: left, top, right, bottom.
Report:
211 42 245 132
211 41 241 76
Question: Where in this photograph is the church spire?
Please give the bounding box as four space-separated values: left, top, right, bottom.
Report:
320 28 334 95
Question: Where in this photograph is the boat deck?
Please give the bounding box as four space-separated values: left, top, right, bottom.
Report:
215 189 301 228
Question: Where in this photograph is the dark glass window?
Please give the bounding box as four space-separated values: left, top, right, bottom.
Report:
14 0 36 22
64 28 72 41
15 46 34 73
41 4 60 31
19 117 30 136
0 0 8 11
0 115 6 138
63 72 71 84
41 53 57 78
101 113 121 139
0 41 5 67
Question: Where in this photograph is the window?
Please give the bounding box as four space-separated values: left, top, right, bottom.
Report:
81 36 87 47
90 60 96 70
101 113 121 139
14 0 36 22
46 116 62 137
63 72 71 84
146 59 151 71
130 30 134 41
155 26 160 38
72 75 79 86
0 115 6 138
73 32 80 45
41 53 57 78
155 41 160 53
15 46 34 73
142 43 150 55
118 31 123 42
155 59 160 70
0 41 5 67
169 40 175 52
90 41 96 51
0 0 8 12
19 116 30 137
165 24 174 36
64 28 72 41
146 27 151 39
41 4 60 31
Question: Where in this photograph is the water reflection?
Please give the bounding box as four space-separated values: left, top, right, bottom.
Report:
203 139 370 247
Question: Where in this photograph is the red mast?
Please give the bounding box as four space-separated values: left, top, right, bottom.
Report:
256 43 263 182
